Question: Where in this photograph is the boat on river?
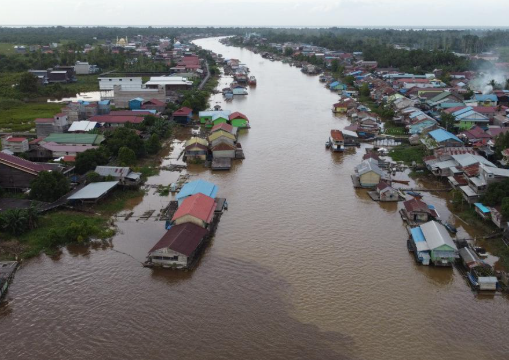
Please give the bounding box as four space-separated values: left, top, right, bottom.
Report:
248 76 257 86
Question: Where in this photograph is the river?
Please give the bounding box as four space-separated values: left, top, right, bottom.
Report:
1 37 508 360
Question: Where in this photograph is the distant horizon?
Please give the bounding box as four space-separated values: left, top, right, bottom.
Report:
2 25 509 30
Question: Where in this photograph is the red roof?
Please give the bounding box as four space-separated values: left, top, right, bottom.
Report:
29 138 43 145
173 107 193 116
363 152 380 161
211 123 234 133
0 152 55 175
34 118 54 123
229 111 248 121
6 137 27 143
212 143 236 151
89 115 144 124
172 193 215 224
333 102 348 108
143 98 166 106
330 130 344 141
472 106 496 114
62 155 76 162
148 223 209 255
376 182 390 191
404 198 431 214
108 110 153 117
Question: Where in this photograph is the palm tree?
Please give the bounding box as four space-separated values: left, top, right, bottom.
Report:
25 205 40 230
1 209 28 236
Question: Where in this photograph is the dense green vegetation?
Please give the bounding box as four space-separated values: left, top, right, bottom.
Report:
482 179 509 219
29 171 70 202
389 145 427 165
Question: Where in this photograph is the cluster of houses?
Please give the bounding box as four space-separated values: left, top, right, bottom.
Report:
146 179 226 269
184 110 249 170
1 98 165 161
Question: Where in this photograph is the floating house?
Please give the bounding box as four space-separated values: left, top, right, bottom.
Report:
171 193 216 229
342 129 359 146
147 223 209 269
210 114 229 128
94 166 142 185
229 112 250 128
211 123 237 136
211 143 236 158
208 130 236 147
332 102 348 113
353 158 388 188
401 198 438 223
176 179 218 206
199 110 231 126
474 203 491 220
409 221 458 266
173 107 193 124
329 130 344 152
184 137 209 161
375 182 400 202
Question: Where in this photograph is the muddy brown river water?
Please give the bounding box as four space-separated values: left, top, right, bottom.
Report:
1 37 509 360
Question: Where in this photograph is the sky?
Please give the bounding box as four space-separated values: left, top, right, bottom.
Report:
1 0 509 27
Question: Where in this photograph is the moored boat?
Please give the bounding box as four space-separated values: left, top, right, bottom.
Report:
248 75 257 86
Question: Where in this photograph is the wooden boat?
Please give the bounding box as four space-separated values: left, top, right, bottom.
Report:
248 76 257 86
444 222 457 234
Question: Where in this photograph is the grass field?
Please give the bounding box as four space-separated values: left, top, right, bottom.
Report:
0 43 15 55
0 99 62 132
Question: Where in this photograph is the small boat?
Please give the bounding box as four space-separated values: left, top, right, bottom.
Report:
325 141 331 149
248 76 257 86
444 222 457 234
406 191 423 198
474 246 487 256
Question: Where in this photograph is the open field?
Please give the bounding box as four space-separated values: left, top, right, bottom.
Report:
0 99 62 132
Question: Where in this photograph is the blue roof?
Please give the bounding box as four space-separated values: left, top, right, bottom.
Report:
428 129 461 143
474 94 497 102
98 100 110 105
474 203 491 213
329 81 340 87
176 180 218 203
452 107 473 117
411 227 426 242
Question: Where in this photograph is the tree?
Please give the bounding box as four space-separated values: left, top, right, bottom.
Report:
440 112 456 133
86 171 102 183
29 171 70 202
104 127 145 157
494 131 509 160
501 198 509 220
75 148 109 174
0 209 28 236
284 47 294 56
143 115 158 127
359 83 370 98
149 118 171 139
146 134 161 155
118 146 136 166
18 72 38 93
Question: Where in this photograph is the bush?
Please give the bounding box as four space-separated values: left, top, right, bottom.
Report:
75 148 109 174
145 134 161 155
118 146 136 166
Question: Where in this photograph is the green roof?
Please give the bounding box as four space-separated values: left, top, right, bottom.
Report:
44 133 104 145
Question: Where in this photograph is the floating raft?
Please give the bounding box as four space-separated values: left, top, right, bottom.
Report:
212 158 232 170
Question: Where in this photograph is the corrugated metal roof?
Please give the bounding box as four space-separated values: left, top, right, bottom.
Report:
68 121 98 132
474 203 491 213
68 181 118 200
419 221 457 251
177 180 218 203
172 193 215 224
428 129 461 143
43 133 104 145
95 166 131 178
148 223 209 255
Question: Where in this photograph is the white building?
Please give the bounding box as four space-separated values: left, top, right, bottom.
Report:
99 77 143 91
74 61 99 75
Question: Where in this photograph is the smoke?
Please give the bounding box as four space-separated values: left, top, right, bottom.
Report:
471 64 508 93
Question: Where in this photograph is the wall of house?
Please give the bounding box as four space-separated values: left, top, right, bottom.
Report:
360 172 380 187
99 77 143 90
0 164 37 189
173 214 206 228
231 119 248 128
212 150 236 158
150 248 188 267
